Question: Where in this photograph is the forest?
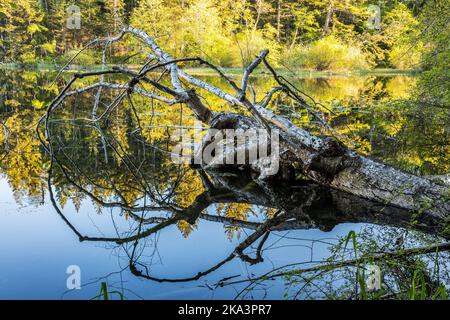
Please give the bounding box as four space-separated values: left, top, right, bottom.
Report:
0 0 446 69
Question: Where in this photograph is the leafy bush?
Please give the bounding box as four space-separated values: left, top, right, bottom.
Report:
54 48 100 66
231 27 282 67
285 36 372 71
389 42 423 69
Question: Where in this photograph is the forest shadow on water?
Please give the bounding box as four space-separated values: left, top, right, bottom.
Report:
0 69 449 300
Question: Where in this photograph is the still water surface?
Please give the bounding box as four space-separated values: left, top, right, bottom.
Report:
0 70 448 299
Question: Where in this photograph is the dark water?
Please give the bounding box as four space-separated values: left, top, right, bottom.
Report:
0 69 448 299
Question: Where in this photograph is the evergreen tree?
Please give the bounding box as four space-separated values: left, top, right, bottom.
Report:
0 0 52 62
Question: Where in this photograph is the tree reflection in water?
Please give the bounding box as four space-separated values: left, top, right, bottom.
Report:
1 69 448 299
37 94 449 299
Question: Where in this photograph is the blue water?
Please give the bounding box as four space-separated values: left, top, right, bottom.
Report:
0 177 361 299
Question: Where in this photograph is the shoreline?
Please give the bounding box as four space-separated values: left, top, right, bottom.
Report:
0 62 421 77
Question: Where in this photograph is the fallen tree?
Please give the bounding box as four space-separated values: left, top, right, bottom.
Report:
39 26 449 226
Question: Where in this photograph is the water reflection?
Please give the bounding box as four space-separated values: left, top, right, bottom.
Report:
0 69 449 299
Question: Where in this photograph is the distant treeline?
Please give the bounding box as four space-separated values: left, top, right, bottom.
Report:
0 0 448 71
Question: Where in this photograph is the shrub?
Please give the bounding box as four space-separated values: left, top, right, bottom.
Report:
389 42 423 69
285 36 371 71
231 26 282 67
55 48 100 66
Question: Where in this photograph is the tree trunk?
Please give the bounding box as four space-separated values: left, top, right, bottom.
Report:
323 0 333 35
45 26 450 227
201 111 449 221
276 0 282 41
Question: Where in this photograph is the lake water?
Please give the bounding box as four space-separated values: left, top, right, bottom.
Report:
0 69 448 299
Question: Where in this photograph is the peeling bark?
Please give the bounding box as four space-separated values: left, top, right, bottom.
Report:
201 111 449 220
